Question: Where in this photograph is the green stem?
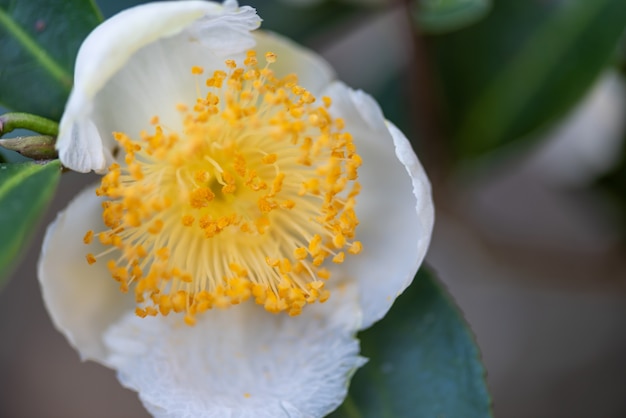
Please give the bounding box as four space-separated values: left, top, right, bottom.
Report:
0 112 59 136
0 135 57 160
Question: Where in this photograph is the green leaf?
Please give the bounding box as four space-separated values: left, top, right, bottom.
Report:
415 0 492 34
0 0 102 120
329 268 491 418
429 0 626 158
0 160 61 287
244 0 361 45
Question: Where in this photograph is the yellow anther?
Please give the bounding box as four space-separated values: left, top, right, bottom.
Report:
258 196 276 213
184 314 197 326
279 258 292 274
294 247 308 260
172 291 187 312
83 230 94 244
348 241 362 255
262 154 277 164
332 233 346 249
309 280 324 290
158 295 172 315
229 263 248 277
86 253 96 265
156 247 169 260
190 187 215 208
265 52 277 63
335 118 345 130
265 256 280 268
191 66 204 75
182 215 195 226
194 170 210 183
148 219 164 234
309 234 322 255
317 268 331 280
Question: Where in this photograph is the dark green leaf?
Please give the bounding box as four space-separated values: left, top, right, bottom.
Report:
330 267 492 418
0 0 102 120
96 0 145 18
0 160 61 287
415 0 492 34
429 0 626 158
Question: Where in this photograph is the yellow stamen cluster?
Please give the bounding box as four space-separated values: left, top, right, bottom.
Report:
85 50 362 325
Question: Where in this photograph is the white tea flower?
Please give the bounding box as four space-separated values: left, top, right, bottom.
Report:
39 1 434 417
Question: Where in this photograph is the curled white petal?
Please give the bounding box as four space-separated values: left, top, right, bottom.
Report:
104 285 365 418
38 186 135 364
323 82 434 329
189 0 260 56
57 1 261 173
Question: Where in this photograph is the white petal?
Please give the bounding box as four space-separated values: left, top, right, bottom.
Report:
90 28 333 163
323 82 434 330
38 185 135 364
103 284 365 418
189 0 261 56
253 31 335 94
57 118 111 174
57 1 261 173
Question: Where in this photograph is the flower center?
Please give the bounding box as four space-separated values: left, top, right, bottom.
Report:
84 51 362 325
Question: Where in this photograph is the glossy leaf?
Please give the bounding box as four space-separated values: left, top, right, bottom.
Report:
0 0 102 120
429 0 626 158
414 0 492 34
330 268 492 418
0 160 61 287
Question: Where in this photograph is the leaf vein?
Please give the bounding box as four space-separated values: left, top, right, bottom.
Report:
0 8 72 90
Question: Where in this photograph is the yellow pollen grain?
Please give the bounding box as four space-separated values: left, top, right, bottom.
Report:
83 230 94 244
349 241 362 255
294 247 308 260
190 187 215 208
84 51 363 325
265 52 277 63
262 153 277 164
